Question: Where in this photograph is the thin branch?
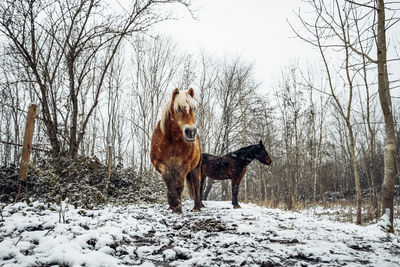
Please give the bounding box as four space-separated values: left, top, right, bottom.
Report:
345 0 377 10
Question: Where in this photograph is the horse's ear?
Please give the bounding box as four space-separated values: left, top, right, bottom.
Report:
172 88 179 100
259 140 263 145
188 88 194 98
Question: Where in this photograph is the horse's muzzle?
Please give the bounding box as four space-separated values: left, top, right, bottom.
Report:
183 126 197 142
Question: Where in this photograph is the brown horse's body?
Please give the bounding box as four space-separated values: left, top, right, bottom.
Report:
150 88 202 213
201 141 271 208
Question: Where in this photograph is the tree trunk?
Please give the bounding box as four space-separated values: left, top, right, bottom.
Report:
348 123 362 225
368 137 379 219
67 50 79 160
377 0 396 232
104 145 112 195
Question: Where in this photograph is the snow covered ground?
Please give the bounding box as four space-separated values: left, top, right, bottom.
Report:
0 200 399 266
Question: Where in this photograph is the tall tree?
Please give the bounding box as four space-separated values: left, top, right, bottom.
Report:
376 0 396 232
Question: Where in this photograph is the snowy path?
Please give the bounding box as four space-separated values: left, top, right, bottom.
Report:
0 200 399 266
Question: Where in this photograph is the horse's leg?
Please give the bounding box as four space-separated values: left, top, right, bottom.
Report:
187 167 202 212
200 174 206 207
176 182 184 209
163 169 183 214
166 186 182 213
231 179 241 209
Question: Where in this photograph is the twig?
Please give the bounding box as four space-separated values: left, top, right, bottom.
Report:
0 102 44 121
0 139 51 153
344 0 377 10
14 236 23 246
44 226 55 236
0 205 4 222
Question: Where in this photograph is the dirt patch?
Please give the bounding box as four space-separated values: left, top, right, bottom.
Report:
190 218 236 232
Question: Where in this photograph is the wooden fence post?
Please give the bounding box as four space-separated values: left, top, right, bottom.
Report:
19 104 38 181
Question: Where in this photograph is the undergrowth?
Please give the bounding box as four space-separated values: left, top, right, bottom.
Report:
0 156 167 209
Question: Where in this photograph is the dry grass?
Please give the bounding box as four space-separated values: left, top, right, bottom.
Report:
254 198 393 225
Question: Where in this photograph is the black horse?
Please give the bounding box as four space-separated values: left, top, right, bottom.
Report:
200 140 272 208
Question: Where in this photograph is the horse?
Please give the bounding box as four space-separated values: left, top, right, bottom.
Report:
150 88 202 213
200 140 272 208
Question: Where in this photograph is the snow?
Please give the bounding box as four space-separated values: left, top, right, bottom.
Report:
0 200 399 266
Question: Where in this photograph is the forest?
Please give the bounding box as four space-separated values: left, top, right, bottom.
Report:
0 0 399 232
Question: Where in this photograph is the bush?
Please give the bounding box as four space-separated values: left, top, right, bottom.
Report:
0 156 166 208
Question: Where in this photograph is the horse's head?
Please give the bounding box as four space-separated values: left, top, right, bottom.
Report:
254 140 272 166
161 88 198 143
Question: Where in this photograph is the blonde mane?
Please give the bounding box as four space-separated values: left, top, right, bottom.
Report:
160 89 198 133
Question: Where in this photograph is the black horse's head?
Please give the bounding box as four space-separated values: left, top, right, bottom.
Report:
254 140 272 166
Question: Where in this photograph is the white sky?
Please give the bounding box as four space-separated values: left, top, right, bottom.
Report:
154 0 319 92
153 0 400 98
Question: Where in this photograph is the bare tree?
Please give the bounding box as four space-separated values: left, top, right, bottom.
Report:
195 52 218 154
207 56 258 200
297 65 330 203
177 54 197 90
0 0 192 159
98 53 125 164
0 62 27 165
242 96 275 204
129 36 181 172
376 0 397 232
191 52 219 200
274 64 307 209
292 0 367 223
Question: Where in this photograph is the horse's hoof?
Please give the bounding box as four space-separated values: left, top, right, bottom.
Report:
171 206 182 214
172 209 182 214
233 205 242 209
192 208 200 212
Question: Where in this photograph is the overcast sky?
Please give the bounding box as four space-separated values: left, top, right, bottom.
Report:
154 0 318 91
153 0 400 98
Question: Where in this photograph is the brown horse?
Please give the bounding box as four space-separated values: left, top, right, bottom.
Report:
200 140 272 208
150 88 202 213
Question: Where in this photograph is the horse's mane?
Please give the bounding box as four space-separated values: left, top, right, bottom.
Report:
226 144 259 158
160 89 197 133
